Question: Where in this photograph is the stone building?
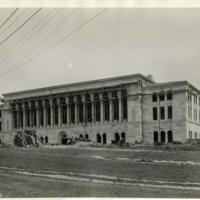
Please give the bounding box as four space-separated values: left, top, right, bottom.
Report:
0 73 199 145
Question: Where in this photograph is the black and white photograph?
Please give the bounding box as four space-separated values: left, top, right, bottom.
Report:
0 0 200 198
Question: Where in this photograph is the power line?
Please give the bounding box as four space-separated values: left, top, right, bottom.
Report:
0 8 19 30
0 8 42 47
0 9 61 64
0 9 75 66
0 8 108 78
0 8 28 38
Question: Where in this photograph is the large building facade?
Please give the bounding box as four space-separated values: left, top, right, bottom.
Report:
0 73 200 145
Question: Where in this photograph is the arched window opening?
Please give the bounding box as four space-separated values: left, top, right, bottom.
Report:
96 134 101 143
85 134 89 140
45 136 48 144
103 133 107 144
121 132 126 142
153 131 158 143
115 133 120 143
168 131 173 143
40 136 44 144
160 131 166 144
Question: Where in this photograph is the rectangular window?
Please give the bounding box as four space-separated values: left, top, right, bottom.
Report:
168 106 173 119
0 111 1 118
152 93 157 102
153 107 157 120
160 106 165 120
167 91 172 100
159 93 165 101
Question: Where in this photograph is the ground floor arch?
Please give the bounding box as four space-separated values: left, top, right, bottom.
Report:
58 131 68 145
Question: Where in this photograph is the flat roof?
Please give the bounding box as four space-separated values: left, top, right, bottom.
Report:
3 73 155 97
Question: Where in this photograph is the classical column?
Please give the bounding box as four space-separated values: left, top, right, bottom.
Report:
65 96 70 125
118 91 122 122
82 95 86 123
74 96 78 124
49 99 54 127
42 100 47 127
109 92 113 122
28 102 32 128
57 98 62 126
34 101 39 128
91 93 95 123
22 103 26 129
16 104 20 129
99 93 104 123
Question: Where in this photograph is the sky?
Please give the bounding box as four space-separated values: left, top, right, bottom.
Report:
0 8 199 95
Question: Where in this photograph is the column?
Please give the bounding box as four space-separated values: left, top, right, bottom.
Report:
91 93 95 123
16 104 20 129
82 95 86 123
65 96 70 125
22 103 26 129
109 92 113 122
28 102 32 128
99 93 104 123
35 101 39 128
57 98 62 126
74 96 78 124
42 100 47 127
118 91 122 122
49 99 54 127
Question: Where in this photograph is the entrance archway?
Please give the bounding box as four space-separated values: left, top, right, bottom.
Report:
96 134 101 143
103 133 107 144
121 132 125 142
58 131 68 145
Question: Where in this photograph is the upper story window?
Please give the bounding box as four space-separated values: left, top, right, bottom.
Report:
0 110 1 118
153 107 157 120
194 95 198 105
160 106 165 120
159 92 165 101
167 90 172 101
152 93 157 102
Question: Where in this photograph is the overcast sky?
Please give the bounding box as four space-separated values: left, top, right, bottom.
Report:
0 8 199 95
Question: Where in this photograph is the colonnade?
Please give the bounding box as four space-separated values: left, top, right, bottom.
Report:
11 89 128 129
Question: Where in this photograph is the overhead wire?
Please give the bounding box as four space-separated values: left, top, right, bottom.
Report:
0 8 61 64
0 8 28 38
0 8 19 30
0 8 42 47
0 8 76 68
0 8 108 78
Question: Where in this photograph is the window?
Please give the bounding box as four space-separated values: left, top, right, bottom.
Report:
85 134 89 139
0 122 1 131
159 92 165 101
168 106 173 119
153 131 158 143
153 107 157 120
0 111 1 117
168 131 173 143
160 106 165 120
167 91 172 100
95 102 100 122
152 93 157 102
160 131 166 143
